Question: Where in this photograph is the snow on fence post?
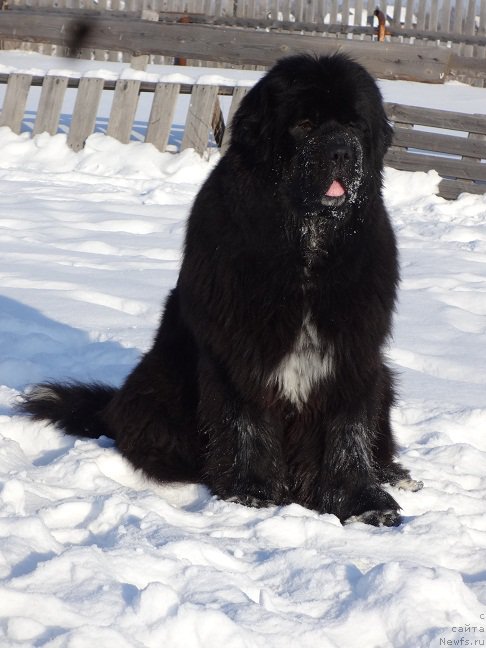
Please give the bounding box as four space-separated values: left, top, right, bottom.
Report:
0 73 32 134
33 75 69 137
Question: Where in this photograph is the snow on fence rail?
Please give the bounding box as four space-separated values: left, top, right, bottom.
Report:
0 72 485 200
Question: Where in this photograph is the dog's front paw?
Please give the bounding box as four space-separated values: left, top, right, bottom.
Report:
216 480 287 509
345 508 401 527
334 485 401 527
225 493 275 508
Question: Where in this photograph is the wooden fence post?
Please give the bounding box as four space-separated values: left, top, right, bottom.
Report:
181 84 220 155
220 85 249 154
0 73 32 134
67 77 104 151
107 79 141 144
33 75 69 136
145 82 181 151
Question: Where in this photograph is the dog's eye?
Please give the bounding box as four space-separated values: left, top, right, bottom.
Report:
295 119 314 132
290 119 315 139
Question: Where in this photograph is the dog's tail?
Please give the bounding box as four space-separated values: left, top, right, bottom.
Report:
18 381 117 440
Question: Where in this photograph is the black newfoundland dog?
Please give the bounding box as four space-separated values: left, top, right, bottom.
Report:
21 54 422 526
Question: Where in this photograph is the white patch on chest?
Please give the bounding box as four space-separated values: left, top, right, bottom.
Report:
269 312 333 408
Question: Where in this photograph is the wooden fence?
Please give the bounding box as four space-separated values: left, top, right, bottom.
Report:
2 0 486 60
2 0 486 56
1 9 485 87
0 71 484 200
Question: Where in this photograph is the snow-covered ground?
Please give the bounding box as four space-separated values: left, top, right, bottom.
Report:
0 52 485 647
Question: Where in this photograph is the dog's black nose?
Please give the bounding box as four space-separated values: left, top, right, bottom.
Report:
329 142 353 164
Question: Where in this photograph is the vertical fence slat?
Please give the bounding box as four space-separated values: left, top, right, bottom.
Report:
366 0 375 33
341 0 350 27
221 85 249 154
0 73 32 134
67 77 104 152
416 0 426 31
479 0 486 58
453 0 464 48
429 0 439 34
480 0 486 34
182 84 219 155
393 0 402 27
404 0 414 29
329 0 337 24
281 0 291 22
145 82 180 151
439 0 452 32
355 0 364 29
33 75 69 136
107 79 141 144
464 0 476 56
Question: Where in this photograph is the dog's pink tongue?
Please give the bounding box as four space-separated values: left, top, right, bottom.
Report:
325 180 345 197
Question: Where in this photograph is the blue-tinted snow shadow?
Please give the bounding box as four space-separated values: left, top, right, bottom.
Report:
0 295 139 414
20 111 191 150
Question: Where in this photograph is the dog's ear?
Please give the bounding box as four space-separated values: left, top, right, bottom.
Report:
228 78 276 161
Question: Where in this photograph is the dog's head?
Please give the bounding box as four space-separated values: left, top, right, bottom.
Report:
229 54 392 215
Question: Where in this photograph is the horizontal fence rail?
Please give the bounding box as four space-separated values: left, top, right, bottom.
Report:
0 72 485 199
0 9 485 86
3 0 486 54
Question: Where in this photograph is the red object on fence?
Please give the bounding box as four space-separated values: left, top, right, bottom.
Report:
175 14 191 65
373 8 388 42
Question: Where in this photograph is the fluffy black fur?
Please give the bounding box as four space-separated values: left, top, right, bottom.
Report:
20 54 422 526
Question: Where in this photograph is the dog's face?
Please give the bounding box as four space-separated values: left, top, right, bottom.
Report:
230 54 392 216
285 121 364 214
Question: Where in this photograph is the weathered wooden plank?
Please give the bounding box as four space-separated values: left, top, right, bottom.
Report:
341 0 350 27
0 15 448 84
453 0 463 34
3 9 486 48
0 73 32 134
392 127 486 159
145 82 180 151
67 77 104 151
386 103 486 135
33 74 69 136
416 0 426 31
404 0 414 29
385 149 486 182
221 85 249 153
463 0 477 56
439 178 486 199
269 0 279 20
479 0 486 59
353 0 364 28
448 53 486 85
429 0 439 34
281 0 292 22
107 79 141 144
480 0 486 35
439 0 452 33
182 84 219 154
393 0 402 27
329 0 338 25
465 0 476 35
